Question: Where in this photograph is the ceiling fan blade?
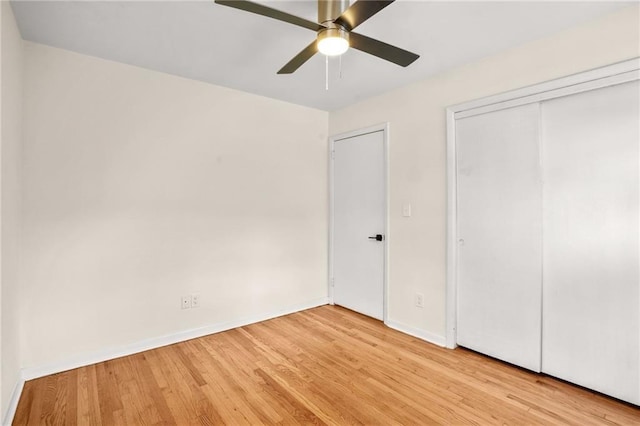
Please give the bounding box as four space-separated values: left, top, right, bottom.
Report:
349 32 419 67
334 0 394 31
277 41 319 74
215 0 324 32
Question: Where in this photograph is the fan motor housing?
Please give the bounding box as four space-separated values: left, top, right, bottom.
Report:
318 0 350 24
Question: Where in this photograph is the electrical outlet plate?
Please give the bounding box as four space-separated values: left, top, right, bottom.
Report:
181 295 192 309
415 293 424 308
191 293 200 308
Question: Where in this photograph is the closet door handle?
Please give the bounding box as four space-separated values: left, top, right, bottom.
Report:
368 234 384 241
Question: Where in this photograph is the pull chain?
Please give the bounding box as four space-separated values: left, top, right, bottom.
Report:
339 54 342 79
325 55 329 91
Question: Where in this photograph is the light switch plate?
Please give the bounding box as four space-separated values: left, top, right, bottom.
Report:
402 203 412 217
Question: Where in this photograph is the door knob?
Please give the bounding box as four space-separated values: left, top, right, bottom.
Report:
368 234 385 241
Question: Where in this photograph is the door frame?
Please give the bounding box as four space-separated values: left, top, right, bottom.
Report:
329 123 390 324
445 57 640 349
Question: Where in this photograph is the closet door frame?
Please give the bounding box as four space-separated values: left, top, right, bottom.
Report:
445 57 640 349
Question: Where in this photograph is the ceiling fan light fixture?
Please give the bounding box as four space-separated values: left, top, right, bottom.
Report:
214 0 420 74
317 27 349 56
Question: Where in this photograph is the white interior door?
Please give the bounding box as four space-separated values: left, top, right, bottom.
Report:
456 104 543 372
541 80 640 404
332 129 385 320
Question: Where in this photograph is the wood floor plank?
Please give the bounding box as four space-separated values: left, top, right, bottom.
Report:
187 337 282 425
13 305 640 425
13 381 39 425
191 338 271 424
94 360 124 425
76 365 102 426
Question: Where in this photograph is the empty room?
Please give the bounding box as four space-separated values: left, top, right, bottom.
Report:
1 0 639 424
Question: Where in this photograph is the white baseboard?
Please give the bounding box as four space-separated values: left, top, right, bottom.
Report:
385 319 447 348
21 297 329 382
2 375 25 426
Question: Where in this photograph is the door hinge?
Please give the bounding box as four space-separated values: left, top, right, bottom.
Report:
331 277 335 287
331 150 335 159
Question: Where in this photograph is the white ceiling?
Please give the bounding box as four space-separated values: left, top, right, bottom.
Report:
10 0 632 111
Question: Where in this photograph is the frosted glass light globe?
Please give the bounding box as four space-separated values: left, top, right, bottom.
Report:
317 27 350 56
318 36 349 56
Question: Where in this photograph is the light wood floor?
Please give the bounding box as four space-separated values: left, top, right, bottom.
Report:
14 305 640 425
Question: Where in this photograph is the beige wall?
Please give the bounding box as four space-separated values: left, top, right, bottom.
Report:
20 42 329 370
329 5 640 342
1 0 23 418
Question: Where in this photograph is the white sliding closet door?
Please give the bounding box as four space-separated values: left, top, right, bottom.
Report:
541 81 640 404
456 104 542 372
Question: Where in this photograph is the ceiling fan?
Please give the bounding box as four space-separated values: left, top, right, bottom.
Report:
214 0 420 74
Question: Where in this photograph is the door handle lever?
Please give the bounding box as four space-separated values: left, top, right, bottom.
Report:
368 234 384 241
